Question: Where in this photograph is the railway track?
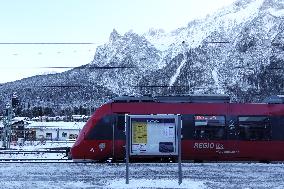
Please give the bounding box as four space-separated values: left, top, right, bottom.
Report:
0 150 67 154
0 159 72 163
0 148 74 163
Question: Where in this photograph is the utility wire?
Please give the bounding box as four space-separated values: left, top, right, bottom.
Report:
0 42 96 45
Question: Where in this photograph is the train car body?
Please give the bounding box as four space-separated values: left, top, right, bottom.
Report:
71 95 284 162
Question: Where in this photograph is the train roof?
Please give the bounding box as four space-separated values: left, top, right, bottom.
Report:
111 94 231 103
262 95 284 104
110 94 284 104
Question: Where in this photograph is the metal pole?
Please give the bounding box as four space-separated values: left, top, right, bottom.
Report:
2 127 6 148
7 125 11 149
112 118 115 159
1 109 7 148
2 105 12 149
125 115 130 184
177 115 182 185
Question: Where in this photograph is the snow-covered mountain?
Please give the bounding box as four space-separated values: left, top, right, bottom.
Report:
0 0 283 115
88 29 162 95
87 0 284 101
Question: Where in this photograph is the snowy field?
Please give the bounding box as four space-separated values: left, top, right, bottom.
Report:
0 163 284 189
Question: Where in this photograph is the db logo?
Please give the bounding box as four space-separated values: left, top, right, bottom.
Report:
99 143 106 151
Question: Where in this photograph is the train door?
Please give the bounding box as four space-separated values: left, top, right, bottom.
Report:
112 114 126 161
270 116 284 161
180 115 195 159
237 115 272 161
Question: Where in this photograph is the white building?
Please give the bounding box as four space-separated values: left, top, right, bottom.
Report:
26 121 85 141
71 115 89 122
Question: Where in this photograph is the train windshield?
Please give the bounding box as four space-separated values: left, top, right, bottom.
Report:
85 115 114 140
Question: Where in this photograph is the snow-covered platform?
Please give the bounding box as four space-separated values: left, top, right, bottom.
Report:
0 162 284 189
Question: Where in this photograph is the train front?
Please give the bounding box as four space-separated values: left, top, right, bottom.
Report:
70 103 113 162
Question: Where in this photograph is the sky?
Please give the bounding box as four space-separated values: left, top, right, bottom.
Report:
0 0 236 84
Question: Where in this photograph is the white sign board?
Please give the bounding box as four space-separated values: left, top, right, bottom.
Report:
129 115 178 156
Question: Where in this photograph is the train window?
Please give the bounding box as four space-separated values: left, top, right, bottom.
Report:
238 116 271 141
194 115 226 140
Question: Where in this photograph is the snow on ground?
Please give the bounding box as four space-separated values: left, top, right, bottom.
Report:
169 57 187 87
268 8 284 17
107 178 205 189
169 48 187 87
221 0 264 26
0 163 284 189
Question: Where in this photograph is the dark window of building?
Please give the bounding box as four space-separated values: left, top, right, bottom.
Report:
194 115 226 140
46 133 52 139
69 134 78 139
238 116 271 141
62 132 67 137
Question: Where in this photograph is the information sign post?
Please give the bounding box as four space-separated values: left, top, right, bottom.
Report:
177 115 182 184
125 114 182 184
125 115 130 184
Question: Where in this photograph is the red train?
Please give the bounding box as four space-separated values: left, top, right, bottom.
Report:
71 95 284 162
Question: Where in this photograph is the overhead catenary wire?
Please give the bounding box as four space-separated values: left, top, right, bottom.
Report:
204 41 231 44
41 66 135 69
0 42 97 45
0 41 100 56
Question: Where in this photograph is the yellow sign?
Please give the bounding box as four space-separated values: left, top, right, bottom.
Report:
132 122 147 144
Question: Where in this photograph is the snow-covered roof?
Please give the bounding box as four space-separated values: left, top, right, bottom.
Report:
11 117 30 125
72 115 87 118
26 121 85 130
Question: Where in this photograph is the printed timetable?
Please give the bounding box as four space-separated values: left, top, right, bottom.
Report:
132 122 147 144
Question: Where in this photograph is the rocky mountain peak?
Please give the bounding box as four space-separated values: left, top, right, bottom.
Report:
93 30 161 70
147 28 165 37
109 28 120 43
261 0 284 10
